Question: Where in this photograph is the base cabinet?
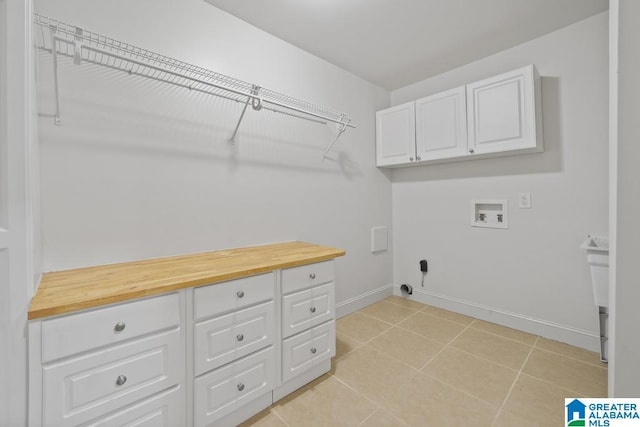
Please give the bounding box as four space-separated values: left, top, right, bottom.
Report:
282 320 335 383
84 387 183 427
194 347 276 427
30 260 338 427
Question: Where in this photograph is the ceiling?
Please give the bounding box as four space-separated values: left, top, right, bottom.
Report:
204 0 608 90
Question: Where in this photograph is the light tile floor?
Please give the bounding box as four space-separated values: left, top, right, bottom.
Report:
241 296 607 427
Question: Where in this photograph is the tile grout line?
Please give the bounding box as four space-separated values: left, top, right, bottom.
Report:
532 343 608 369
352 309 423 344
417 319 476 372
382 297 594 357
329 372 397 423
443 340 533 372
381 296 427 310
468 324 538 347
355 406 410 427
517 371 599 399
337 301 605 426
356 408 379 426
270 406 291 427
491 335 540 425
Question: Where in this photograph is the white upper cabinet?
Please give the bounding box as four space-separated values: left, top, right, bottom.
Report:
375 65 543 167
415 86 468 161
375 102 416 166
466 65 542 156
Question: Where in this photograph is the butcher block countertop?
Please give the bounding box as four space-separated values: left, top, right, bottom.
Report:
29 241 345 320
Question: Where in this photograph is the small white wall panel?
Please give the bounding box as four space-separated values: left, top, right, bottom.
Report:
371 226 388 252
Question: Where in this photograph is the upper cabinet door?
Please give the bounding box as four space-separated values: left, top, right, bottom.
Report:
415 86 468 162
375 102 416 166
466 65 542 155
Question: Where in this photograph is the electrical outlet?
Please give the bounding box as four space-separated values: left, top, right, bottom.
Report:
519 192 532 209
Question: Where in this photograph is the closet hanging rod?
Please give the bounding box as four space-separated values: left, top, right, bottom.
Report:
33 13 355 138
46 39 327 126
77 41 356 128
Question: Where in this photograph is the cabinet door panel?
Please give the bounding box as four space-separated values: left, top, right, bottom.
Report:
83 386 182 427
194 301 274 375
194 273 274 321
467 65 539 155
281 261 334 295
194 347 275 427
376 102 416 166
415 86 467 161
282 321 335 383
42 293 180 363
282 282 334 338
43 329 181 427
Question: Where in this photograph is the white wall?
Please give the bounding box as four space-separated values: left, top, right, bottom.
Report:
610 0 640 396
34 0 393 307
390 13 609 350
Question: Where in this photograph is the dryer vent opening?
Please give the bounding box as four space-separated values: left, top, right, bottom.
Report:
400 284 413 295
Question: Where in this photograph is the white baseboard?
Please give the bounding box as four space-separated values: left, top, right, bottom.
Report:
392 285 601 353
336 284 394 318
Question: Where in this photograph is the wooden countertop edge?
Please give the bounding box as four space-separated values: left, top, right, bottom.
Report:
29 244 345 320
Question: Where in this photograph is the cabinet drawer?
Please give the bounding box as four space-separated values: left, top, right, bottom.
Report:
282 321 335 383
282 282 334 338
194 273 274 321
194 300 275 376
41 293 180 363
43 328 182 427
83 386 182 427
281 261 334 294
194 346 275 427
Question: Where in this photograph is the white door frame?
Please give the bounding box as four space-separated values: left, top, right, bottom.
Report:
1 0 38 424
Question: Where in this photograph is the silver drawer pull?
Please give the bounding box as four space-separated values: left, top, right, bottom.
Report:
114 322 126 332
236 334 244 342
236 290 245 298
115 375 127 386
309 273 316 280
310 347 317 354
309 306 316 313
237 383 245 391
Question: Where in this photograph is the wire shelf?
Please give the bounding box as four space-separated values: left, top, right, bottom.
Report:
33 13 355 145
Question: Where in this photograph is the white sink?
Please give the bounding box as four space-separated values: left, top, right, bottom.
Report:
581 235 609 307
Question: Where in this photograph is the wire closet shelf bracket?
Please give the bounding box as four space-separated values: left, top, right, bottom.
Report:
33 13 355 157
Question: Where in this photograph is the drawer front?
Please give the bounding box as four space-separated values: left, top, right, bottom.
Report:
282 320 335 383
194 273 274 321
42 293 180 363
83 386 182 427
281 261 334 294
194 346 275 427
282 282 334 338
43 328 182 427
194 301 275 376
